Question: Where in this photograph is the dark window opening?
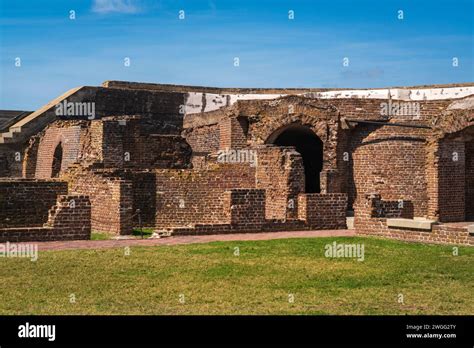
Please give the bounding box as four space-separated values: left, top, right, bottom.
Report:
51 143 63 178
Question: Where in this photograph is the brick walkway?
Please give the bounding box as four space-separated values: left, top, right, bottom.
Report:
4 230 356 251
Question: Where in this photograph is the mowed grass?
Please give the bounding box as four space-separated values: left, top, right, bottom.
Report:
0 237 472 315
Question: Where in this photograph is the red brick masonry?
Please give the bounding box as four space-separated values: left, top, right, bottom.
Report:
0 194 91 242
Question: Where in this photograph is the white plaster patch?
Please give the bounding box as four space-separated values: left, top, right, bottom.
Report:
447 96 474 110
184 86 474 115
185 92 286 114
314 87 474 101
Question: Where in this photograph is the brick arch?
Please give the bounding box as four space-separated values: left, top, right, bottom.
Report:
241 97 344 194
250 112 336 146
245 98 340 172
240 96 337 140
35 124 81 179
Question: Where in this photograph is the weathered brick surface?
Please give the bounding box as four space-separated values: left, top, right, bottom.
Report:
298 193 347 229
27 118 192 180
350 125 429 218
0 179 68 227
0 85 472 244
466 140 474 219
255 146 304 220
219 117 248 150
45 195 91 235
35 123 83 179
355 193 474 246
155 163 256 228
0 144 24 177
0 194 91 242
184 123 220 154
68 170 133 235
437 140 465 222
223 189 266 226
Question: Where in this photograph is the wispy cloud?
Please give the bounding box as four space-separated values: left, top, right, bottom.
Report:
92 0 141 14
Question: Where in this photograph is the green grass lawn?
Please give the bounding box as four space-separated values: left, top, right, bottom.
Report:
0 237 472 315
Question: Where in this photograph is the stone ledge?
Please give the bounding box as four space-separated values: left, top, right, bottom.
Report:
386 218 436 231
468 225 474 235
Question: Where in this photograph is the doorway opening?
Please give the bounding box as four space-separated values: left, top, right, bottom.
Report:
269 124 323 193
51 142 63 178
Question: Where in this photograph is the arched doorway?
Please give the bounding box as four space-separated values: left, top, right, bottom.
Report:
268 124 323 193
51 142 63 178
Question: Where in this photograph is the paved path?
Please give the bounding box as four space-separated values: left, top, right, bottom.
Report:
5 230 356 251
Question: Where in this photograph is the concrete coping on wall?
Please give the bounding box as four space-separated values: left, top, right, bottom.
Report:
386 217 437 231
468 225 474 234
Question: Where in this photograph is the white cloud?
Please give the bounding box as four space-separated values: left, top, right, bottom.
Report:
92 0 141 14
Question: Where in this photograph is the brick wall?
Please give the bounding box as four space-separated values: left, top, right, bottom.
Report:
124 171 157 227
351 125 429 218
437 140 465 222
0 179 68 227
354 193 405 236
100 118 192 169
298 193 347 229
466 140 474 219
184 124 220 154
0 144 24 178
35 124 83 179
44 195 91 237
22 134 41 178
219 117 248 150
255 146 305 220
223 189 265 226
155 163 256 228
94 87 186 135
0 194 91 242
355 193 473 246
69 170 133 234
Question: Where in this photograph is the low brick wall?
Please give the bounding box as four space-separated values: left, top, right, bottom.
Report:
355 193 474 246
357 224 474 246
170 220 307 236
155 164 256 229
0 195 91 242
223 189 266 226
69 171 133 235
0 179 68 228
170 191 348 236
298 193 347 229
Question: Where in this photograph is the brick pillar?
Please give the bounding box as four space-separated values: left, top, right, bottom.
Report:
426 141 440 220
22 136 40 178
255 146 304 220
117 180 134 235
319 169 340 194
466 140 474 219
219 117 248 150
437 140 465 222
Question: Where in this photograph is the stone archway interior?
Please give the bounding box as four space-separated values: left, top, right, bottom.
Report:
51 142 63 178
272 124 323 193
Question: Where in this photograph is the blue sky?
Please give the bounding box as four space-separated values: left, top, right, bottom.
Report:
0 0 473 110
